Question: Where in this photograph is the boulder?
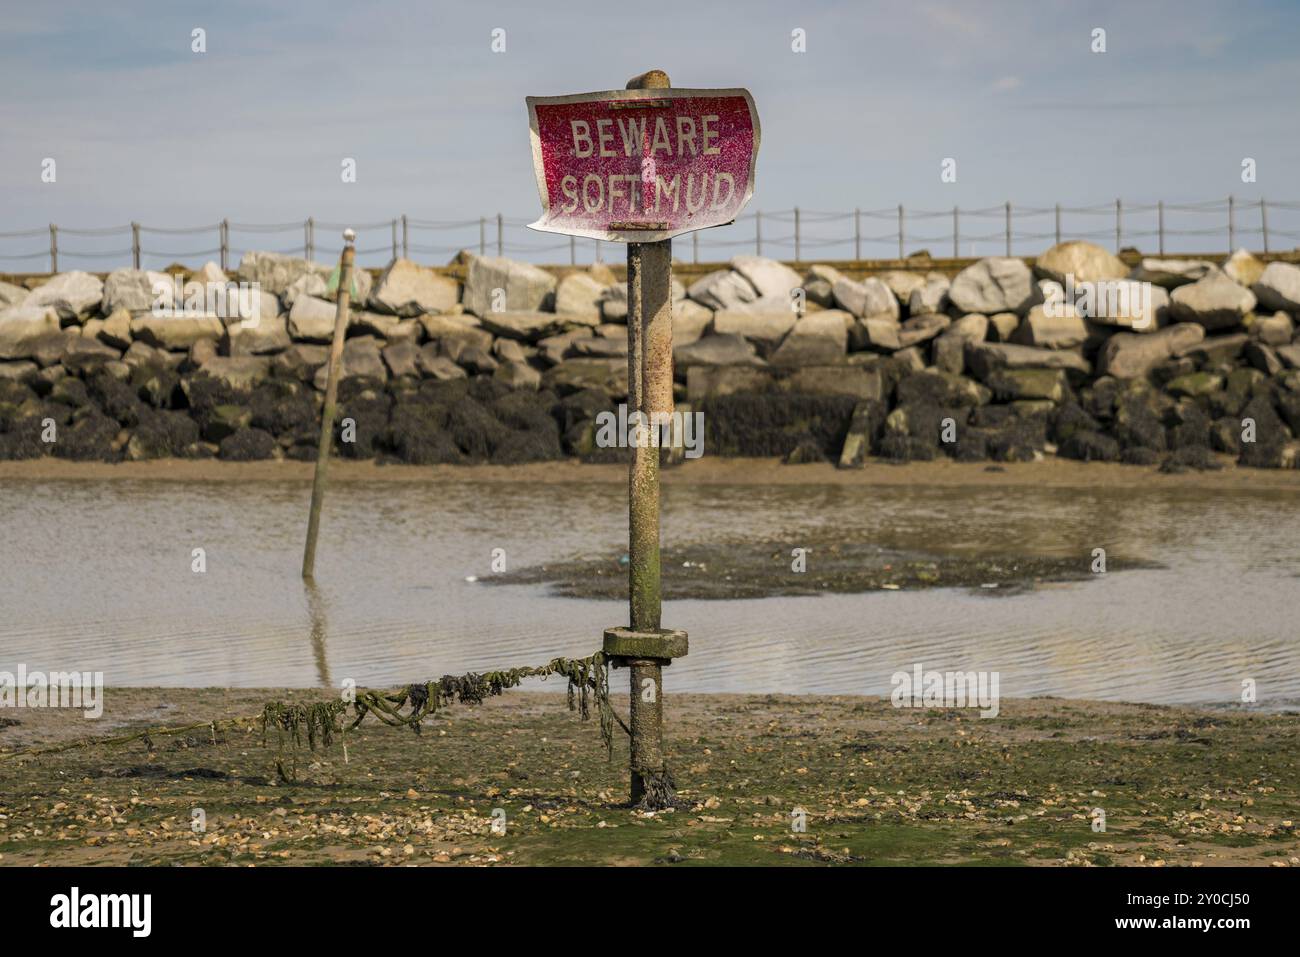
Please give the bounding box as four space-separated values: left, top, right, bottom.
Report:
897 313 951 349
1251 261 1300 313
986 368 1067 402
1169 273 1256 331
419 314 493 355
1242 340 1282 377
462 254 557 317
1097 323 1206 379
0 305 62 359
370 258 459 316
851 316 902 351
1074 280 1169 331
1248 310 1292 346
493 359 542 390
965 342 1090 380
61 337 121 374
0 281 28 308
381 340 421 379
479 310 582 342
1035 240 1129 285
1130 258 1217 288
416 346 468 380
0 360 38 384
1223 248 1266 288
1277 343 1300 370
198 356 272 391
236 251 329 297
570 336 627 359
730 256 802 300
225 314 291 355
986 312 1020 342
1014 303 1087 349
770 312 849 366
129 314 224 351
674 333 761 367
93 307 133 349
282 272 328 308
541 357 628 398
831 276 899 319
687 268 759 311
712 309 797 356
271 344 330 382
102 269 173 315
287 295 340 342
313 336 386 388
949 257 1039 315
931 313 989 375
673 299 713 345
553 272 606 322
24 271 104 321
908 275 950 315
877 270 928 306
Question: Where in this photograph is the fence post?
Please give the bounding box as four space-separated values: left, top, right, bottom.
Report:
401 215 409 259
1004 201 1011 256
691 233 697 264
391 218 398 261
896 204 903 260
49 224 58 273
131 222 141 270
569 235 576 265
1227 195 1235 252
220 219 229 272
1115 199 1122 252
496 213 503 256
1261 199 1270 254
855 207 862 260
479 217 486 255
793 206 801 263
952 206 959 258
1158 201 1165 255
1054 203 1061 245
304 219 311 260
755 211 761 256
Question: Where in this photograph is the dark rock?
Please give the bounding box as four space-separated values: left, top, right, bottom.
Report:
218 427 278 461
1058 430 1120 462
53 409 121 461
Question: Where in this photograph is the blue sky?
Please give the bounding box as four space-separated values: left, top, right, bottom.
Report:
3 0 1299 266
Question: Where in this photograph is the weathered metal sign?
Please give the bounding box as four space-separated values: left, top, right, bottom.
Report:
526 87 760 243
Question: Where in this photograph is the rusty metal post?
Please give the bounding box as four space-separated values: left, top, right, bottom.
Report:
604 68 688 809
301 228 355 580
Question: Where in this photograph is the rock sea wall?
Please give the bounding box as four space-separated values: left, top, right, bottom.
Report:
1 242 1299 469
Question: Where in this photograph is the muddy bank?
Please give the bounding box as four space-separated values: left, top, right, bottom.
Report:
3 454 1300 489
488 541 1157 600
1 687 1296 867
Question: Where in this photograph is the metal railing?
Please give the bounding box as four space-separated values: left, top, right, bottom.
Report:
3 197 1298 273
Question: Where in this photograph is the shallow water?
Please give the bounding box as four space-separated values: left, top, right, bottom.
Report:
1 477 1297 707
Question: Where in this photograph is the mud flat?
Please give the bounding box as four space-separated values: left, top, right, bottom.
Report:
3 454 1300 488
0 688 1297 867
488 541 1158 600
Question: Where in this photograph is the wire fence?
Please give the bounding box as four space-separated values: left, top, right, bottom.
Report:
3 197 1298 273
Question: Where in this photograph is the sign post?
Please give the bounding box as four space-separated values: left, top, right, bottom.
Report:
527 70 758 808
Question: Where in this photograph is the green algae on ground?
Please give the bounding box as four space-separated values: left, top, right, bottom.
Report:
0 689 1296 867
485 541 1160 600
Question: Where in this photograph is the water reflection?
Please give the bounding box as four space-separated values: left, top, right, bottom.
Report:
0 476 1296 705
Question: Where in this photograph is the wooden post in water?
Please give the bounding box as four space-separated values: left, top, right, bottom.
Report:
301 228 355 581
601 68 688 809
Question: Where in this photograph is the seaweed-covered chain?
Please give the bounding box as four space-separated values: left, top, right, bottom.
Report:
1 652 618 769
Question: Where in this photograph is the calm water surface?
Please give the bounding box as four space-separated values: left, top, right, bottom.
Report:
1 477 1297 706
